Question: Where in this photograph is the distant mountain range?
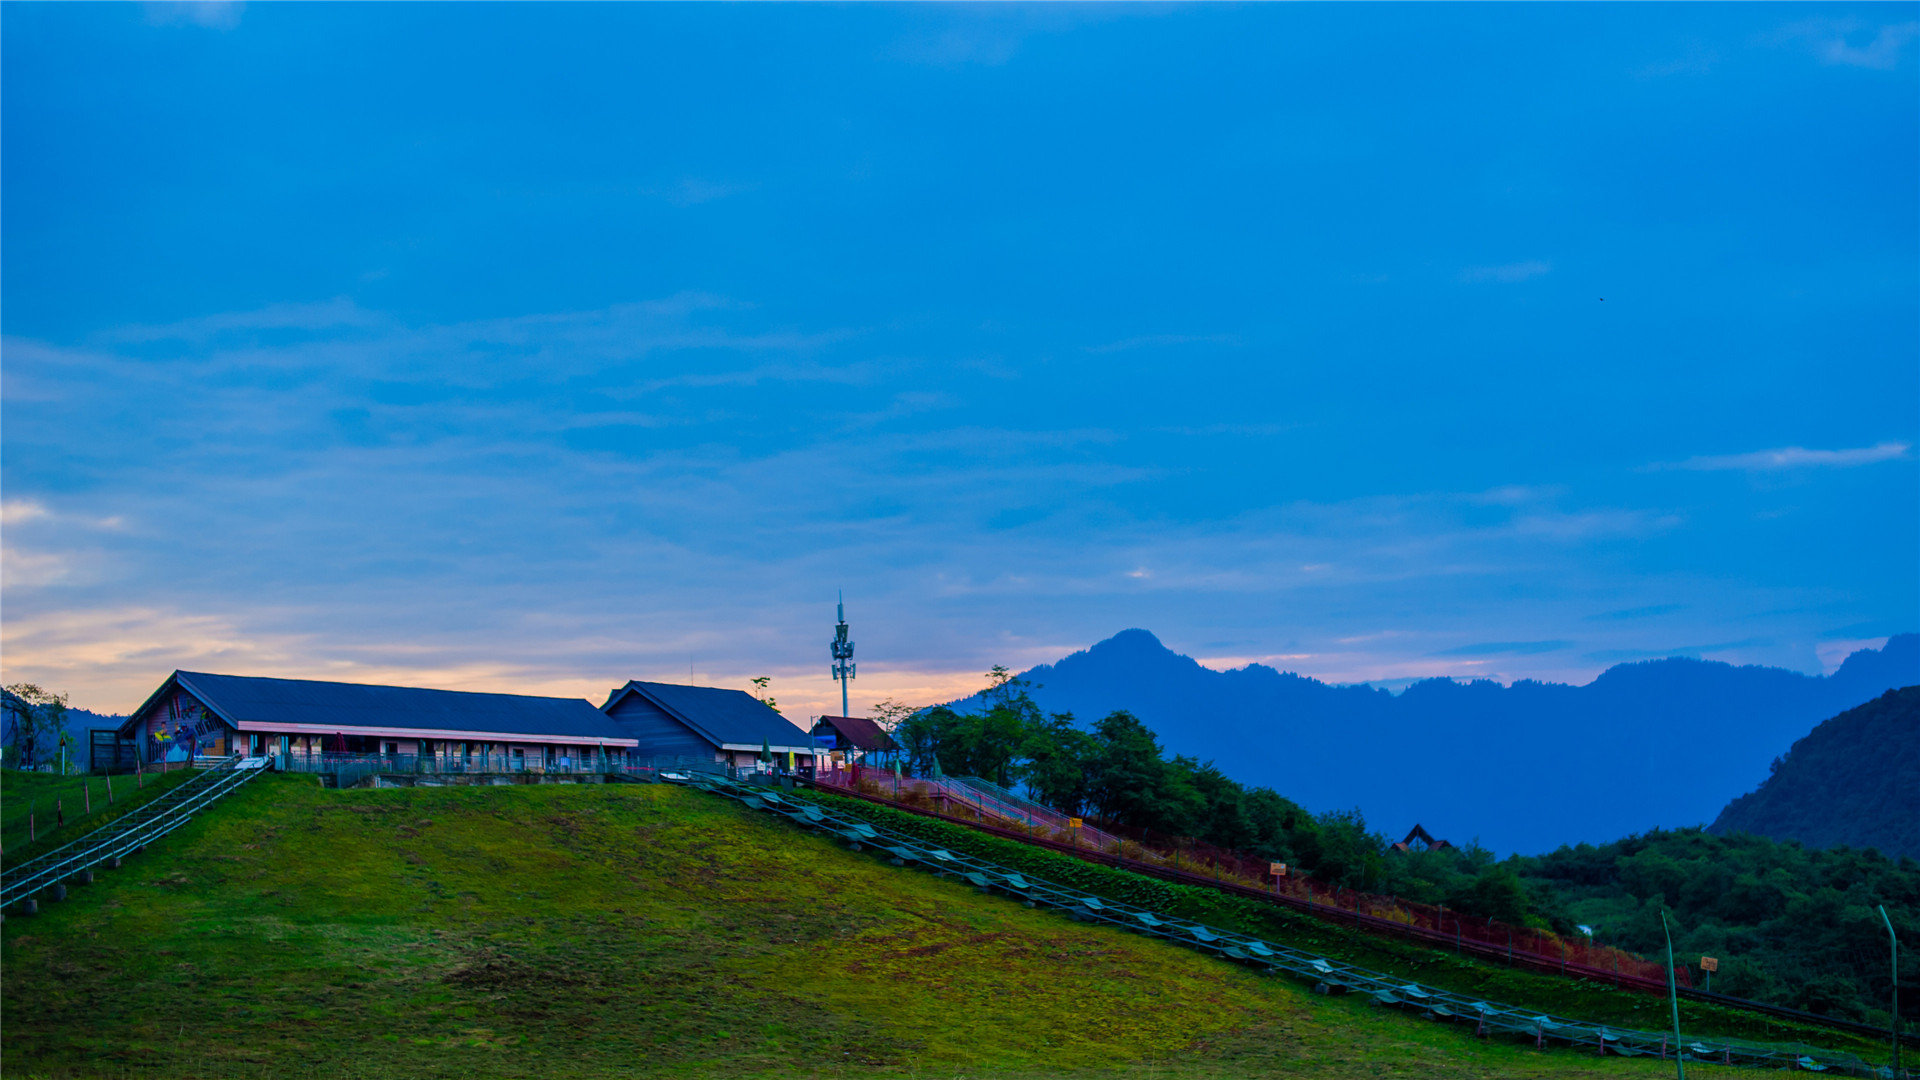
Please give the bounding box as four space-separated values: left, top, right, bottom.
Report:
1711 686 1919 860
952 629 1919 855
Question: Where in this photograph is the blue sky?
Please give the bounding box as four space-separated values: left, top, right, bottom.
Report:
3 2 1915 717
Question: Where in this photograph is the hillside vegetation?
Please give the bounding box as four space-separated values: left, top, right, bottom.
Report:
950 629 1918 854
1711 687 1919 860
901 673 1919 1027
0 776 1855 1080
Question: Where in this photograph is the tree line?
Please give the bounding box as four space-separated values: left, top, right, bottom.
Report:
881 670 1920 1024
887 670 1541 926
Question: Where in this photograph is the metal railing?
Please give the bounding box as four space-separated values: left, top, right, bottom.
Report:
813 765 1127 851
275 750 633 781
688 774 1909 1078
1 756 265 907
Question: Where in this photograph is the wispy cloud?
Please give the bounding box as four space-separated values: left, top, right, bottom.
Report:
142 2 243 30
1586 604 1684 622
1459 260 1551 284
1634 45 1720 79
1084 334 1240 355
1429 640 1570 658
1658 441 1912 472
1766 18 1919 70
650 177 756 207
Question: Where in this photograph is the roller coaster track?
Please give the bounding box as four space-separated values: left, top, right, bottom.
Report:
1 757 268 908
682 774 1910 1078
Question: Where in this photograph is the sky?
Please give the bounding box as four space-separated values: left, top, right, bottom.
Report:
2 2 1916 720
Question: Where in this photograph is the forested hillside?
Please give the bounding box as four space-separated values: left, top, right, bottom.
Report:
949 630 1919 854
1515 829 1918 1026
1711 687 1919 859
904 674 1920 1027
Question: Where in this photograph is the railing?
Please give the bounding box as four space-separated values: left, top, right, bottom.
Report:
812 765 1131 849
801 766 1692 994
276 750 632 779
693 774 1909 1078
1 757 265 907
273 751 778 786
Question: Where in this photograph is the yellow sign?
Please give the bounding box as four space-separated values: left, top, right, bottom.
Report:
1270 862 1287 877
1068 817 1083 829
1699 956 1719 972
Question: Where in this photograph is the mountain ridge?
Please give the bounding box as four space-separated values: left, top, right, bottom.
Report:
949 629 1918 855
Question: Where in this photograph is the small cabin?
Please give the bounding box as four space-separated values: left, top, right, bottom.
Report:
600 681 817 771
808 714 899 767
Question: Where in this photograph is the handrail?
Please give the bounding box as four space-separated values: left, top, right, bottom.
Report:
795 773 1919 1049
691 774 1906 1077
2 756 264 907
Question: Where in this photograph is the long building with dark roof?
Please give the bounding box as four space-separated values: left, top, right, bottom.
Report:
117 671 639 767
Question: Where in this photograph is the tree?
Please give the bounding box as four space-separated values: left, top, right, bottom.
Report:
748 676 777 713
870 699 919 733
1021 712 1097 816
1086 711 1171 829
3 683 67 771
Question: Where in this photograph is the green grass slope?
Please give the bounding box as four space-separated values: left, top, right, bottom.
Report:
0 776 1844 1079
2 768 201 862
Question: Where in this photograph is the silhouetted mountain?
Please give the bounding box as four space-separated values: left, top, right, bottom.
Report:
952 629 1918 855
1711 687 1920 859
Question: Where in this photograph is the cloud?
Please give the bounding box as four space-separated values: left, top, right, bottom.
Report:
103 298 389 344
5 291 1903 715
1585 604 1684 622
1658 441 1912 472
1428 640 1571 658
1767 18 1919 70
1634 46 1720 79
1459 260 1552 284
650 177 756 207
1084 334 1240 355
143 2 243 30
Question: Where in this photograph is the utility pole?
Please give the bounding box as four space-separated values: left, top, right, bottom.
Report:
1881 904 1901 1077
1662 911 1686 1080
830 592 855 718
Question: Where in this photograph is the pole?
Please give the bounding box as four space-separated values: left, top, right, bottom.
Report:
1662 911 1686 1080
1881 904 1900 1076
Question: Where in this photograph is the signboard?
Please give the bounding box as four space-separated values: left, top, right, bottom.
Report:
1270 862 1288 877
1068 817 1083 829
1699 956 1719 972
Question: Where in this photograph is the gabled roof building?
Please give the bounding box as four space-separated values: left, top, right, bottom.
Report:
116 671 638 765
809 714 898 763
600 681 816 769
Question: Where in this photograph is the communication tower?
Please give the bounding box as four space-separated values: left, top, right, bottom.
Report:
830 592 855 717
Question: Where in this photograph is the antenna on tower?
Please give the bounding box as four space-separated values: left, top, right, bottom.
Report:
830 591 855 717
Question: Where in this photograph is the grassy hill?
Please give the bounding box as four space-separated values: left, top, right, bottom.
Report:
0 775 1887 1079
2 767 201 862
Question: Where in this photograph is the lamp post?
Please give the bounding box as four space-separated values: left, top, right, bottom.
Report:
1662 911 1686 1080
1881 904 1901 1076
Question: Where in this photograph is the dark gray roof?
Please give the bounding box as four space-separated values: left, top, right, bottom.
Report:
602 681 814 750
120 671 633 743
